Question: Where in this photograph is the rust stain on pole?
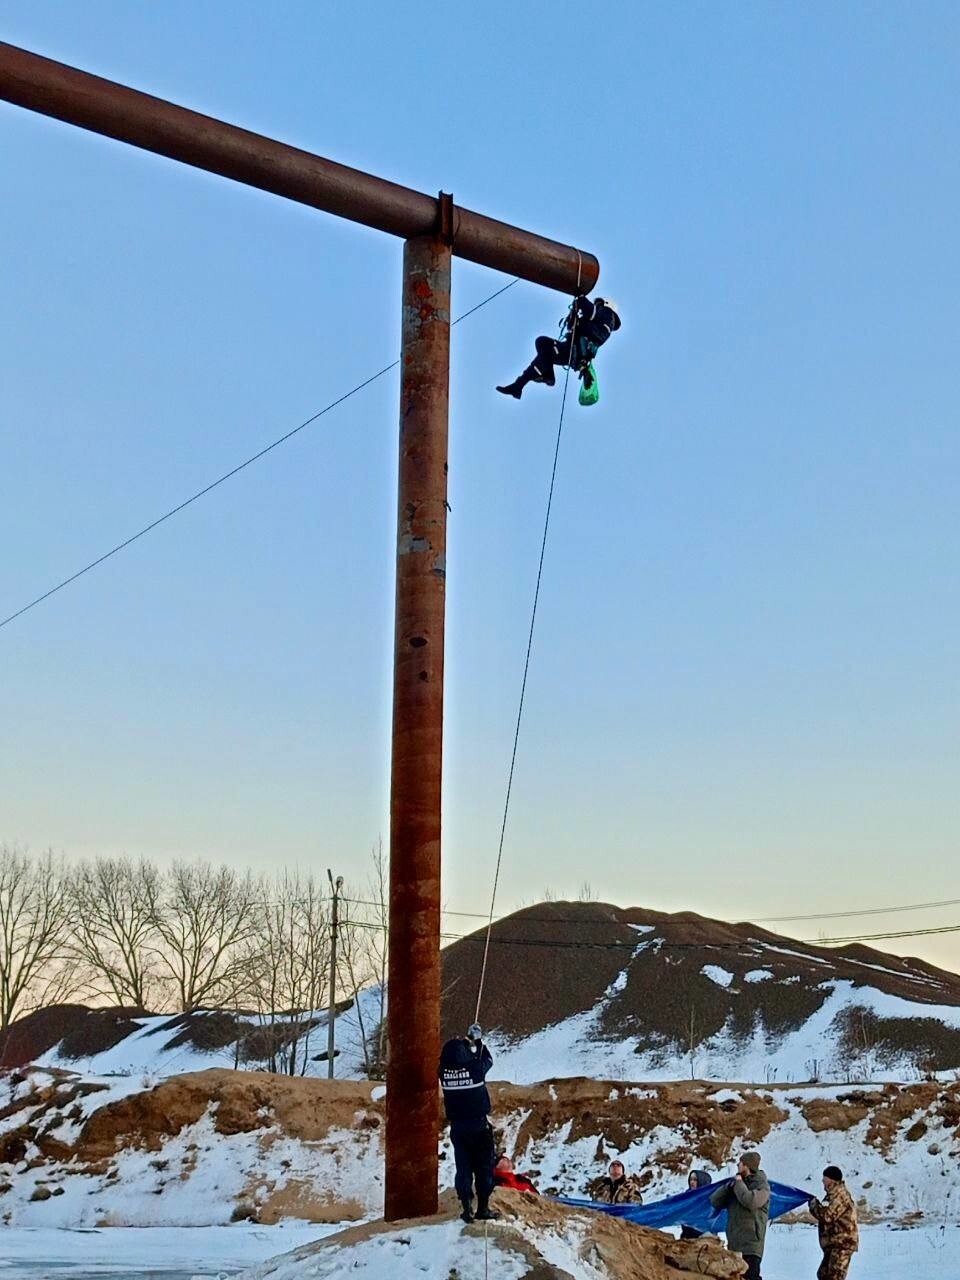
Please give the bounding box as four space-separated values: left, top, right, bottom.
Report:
384 235 450 1221
0 42 598 295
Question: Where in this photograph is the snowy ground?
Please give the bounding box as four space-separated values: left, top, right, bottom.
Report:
0 1221 953 1279
764 1223 957 1280
0 1223 339 1279
242 1223 959 1280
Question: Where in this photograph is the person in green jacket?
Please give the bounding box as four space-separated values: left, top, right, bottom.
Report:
709 1152 770 1280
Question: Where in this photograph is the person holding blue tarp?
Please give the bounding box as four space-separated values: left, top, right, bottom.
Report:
709 1152 770 1280
586 1159 644 1205
556 1153 808 1241
680 1169 713 1240
809 1166 859 1280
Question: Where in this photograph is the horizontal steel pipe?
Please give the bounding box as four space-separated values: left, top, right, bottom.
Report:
0 42 599 295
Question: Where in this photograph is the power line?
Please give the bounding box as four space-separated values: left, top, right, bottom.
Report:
0 279 517 633
756 897 960 924
814 922 960 945
336 893 960 931
337 913 960 955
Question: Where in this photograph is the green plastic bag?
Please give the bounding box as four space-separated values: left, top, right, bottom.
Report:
578 363 600 407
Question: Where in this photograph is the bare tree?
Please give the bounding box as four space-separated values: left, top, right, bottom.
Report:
686 1003 699 1080
339 840 389 1077
0 846 75 1027
69 856 162 1008
147 861 258 1012
365 839 388 1073
239 870 330 1075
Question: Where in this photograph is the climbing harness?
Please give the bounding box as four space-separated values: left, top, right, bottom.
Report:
474 262 583 1025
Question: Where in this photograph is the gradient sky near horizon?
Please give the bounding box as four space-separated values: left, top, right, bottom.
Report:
2 3 959 971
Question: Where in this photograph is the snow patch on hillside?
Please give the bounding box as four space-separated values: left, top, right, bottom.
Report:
487 979 960 1084
702 965 735 988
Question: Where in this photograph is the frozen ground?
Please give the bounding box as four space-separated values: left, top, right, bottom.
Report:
764 1222 957 1280
243 1222 959 1280
0 1223 951 1280
246 1223 960 1280
0 1223 340 1279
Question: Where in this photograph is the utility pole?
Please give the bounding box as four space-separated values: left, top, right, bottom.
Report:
327 870 343 1079
385 231 450 1218
0 40 598 1223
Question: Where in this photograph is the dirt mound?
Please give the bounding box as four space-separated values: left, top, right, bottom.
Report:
57 1007 149 1060
492 1078 787 1176
443 901 642 1042
159 1011 246 1053
440 900 960 1070
76 1068 383 1160
244 1189 746 1280
0 1005 149 1068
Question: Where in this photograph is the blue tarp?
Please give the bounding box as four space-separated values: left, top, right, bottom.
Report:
556 1178 810 1234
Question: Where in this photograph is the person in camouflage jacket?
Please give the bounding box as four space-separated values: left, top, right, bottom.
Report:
587 1159 644 1205
809 1166 859 1280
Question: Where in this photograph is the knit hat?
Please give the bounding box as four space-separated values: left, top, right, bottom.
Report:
741 1152 761 1173
823 1166 843 1183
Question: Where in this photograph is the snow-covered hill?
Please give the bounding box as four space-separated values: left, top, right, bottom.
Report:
441 902 960 1083
0 990 383 1082
5 902 960 1087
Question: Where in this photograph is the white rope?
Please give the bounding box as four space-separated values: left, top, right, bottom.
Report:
474 260 584 1025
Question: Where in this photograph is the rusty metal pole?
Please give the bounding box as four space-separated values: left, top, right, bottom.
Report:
384 231 451 1221
0 42 598 295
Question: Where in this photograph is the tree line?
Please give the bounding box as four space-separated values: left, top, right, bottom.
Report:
0 842 388 1074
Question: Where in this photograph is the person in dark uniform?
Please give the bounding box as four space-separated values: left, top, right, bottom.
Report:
496 295 621 399
438 1023 497 1223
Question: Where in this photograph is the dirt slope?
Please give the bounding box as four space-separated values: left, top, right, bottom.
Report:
440 901 960 1075
2 1067 958 1227
245 1189 746 1280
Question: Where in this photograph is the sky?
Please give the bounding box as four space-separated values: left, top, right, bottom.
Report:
2 3 959 971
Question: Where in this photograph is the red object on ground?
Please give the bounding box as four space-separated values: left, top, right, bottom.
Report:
494 1169 539 1195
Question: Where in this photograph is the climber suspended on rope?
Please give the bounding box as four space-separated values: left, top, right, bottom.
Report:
438 1022 499 1224
496 295 621 402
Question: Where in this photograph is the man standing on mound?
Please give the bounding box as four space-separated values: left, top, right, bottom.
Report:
438 1023 497 1224
709 1151 770 1280
809 1165 859 1280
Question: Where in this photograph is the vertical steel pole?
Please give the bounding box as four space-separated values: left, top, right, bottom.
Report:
384 234 451 1221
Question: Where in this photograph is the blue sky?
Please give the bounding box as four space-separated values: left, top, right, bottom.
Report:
2 3 959 968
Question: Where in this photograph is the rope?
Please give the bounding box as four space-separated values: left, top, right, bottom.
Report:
474 272 583 1026
0 279 517 634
